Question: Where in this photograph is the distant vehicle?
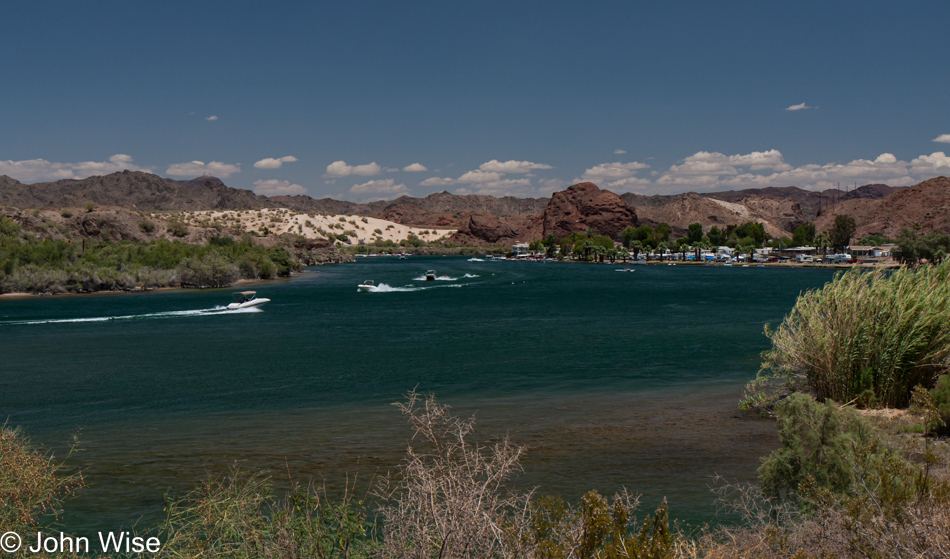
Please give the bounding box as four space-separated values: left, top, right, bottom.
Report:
357 280 378 293
425 270 436 281
227 291 270 310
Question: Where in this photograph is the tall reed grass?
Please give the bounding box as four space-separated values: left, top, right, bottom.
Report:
759 263 950 407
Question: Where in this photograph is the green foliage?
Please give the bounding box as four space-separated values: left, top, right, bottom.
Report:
0 215 20 236
734 222 766 245
60 209 74 218
167 220 189 238
757 263 950 408
791 222 815 246
686 222 703 244
706 226 723 247
651 223 671 245
84 201 97 212
177 252 239 288
930 374 950 435
858 233 892 246
139 220 155 233
829 214 856 251
160 469 373 559
894 227 950 265
0 426 82 537
758 394 881 501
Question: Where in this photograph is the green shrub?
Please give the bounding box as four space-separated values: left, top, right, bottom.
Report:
84 201 97 212
758 394 882 502
60 209 73 218
167 220 189 238
755 264 950 408
177 252 239 288
931 374 950 435
0 215 20 236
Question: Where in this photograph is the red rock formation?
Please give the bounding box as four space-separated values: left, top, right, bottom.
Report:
541 182 638 239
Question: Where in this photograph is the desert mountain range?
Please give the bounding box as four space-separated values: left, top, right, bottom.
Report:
2 170 946 245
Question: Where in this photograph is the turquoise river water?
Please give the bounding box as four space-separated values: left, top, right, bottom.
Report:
0 257 837 534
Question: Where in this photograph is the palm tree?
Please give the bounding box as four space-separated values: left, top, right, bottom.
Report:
814 232 831 256
629 240 643 261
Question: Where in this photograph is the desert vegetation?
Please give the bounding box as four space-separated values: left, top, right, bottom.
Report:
4 388 949 558
0 215 301 293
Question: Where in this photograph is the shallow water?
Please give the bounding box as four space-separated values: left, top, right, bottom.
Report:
0 257 835 533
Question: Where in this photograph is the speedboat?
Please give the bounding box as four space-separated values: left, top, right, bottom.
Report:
425 270 436 281
227 291 270 310
358 280 378 292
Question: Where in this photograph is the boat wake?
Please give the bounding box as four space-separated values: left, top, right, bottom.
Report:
366 283 464 293
412 275 458 281
462 273 480 278
2 306 261 326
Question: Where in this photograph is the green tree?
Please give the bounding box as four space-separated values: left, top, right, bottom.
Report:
792 222 816 246
829 214 856 251
706 225 724 246
814 231 831 255
687 222 703 243
652 223 672 244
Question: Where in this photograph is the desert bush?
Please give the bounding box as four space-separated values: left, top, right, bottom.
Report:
167 220 189 238
0 426 82 539
757 394 883 502
60 209 73 218
177 253 239 288
1 215 21 236
159 470 373 559
84 201 97 212
751 264 950 408
930 374 950 436
139 220 155 233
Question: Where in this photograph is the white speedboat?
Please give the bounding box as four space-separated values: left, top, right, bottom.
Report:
425 270 436 281
227 291 270 310
357 280 378 292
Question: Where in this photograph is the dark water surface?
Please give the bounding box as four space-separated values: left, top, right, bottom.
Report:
0 258 836 532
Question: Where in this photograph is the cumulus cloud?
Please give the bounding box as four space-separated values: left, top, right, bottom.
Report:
324 160 381 177
252 179 306 196
206 115 218 121
403 163 428 172
420 176 456 187
253 155 298 169
580 161 651 182
614 149 627 155
455 178 534 197
349 178 409 197
933 134 950 144
0 154 150 182
654 150 918 192
909 152 950 175
165 160 241 178
477 159 553 173
785 103 812 111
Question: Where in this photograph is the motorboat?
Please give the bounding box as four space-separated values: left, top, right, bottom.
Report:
358 280 378 292
227 291 270 310
425 270 436 281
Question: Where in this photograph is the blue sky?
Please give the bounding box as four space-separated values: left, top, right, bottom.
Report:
1 1 948 200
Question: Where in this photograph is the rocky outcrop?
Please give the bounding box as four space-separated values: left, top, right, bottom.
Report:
542 182 638 239
449 212 541 245
291 238 355 265
813 176 950 239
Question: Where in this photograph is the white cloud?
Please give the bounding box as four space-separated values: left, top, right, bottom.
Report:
478 159 553 173
457 170 503 183
581 161 651 181
933 134 950 144
420 176 456 186
206 115 218 121
785 103 812 111
0 154 150 182
165 160 241 178
324 160 381 177
909 152 950 175
253 155 298 169
402 162 428 172
349 178 409 197
252 179 306 196
614 149 627 155
604 176 653 193
455 178 534 197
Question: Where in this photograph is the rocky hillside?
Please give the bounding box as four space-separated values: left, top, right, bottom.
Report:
0 172 268 211
4 170 947 245
813 176 950 239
